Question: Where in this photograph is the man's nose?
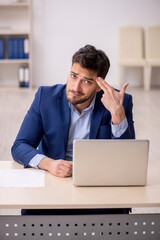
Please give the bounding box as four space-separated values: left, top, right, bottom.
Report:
73 80 82 92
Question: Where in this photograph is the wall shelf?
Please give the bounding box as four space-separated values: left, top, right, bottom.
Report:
0 59 30 64
0 0 32 88
0 30 30 35
0 3 29 7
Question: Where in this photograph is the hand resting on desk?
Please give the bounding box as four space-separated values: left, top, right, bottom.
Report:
38 157 72 178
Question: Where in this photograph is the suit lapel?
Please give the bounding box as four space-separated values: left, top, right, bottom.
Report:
57 87 71 152
89 91 105 139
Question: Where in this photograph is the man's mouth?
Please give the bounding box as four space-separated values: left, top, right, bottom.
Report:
69 90 84 97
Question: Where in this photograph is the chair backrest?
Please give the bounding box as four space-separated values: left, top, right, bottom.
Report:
118 26 144 59
145 25 160 59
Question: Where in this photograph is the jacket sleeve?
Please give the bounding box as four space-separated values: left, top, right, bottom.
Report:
11 87 44 168
113 94 135 139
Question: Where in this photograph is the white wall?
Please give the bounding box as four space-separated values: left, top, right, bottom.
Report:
32 0 160 88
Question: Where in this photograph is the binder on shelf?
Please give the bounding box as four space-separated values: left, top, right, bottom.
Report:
24 38 29 59
24 67 29 87
0 38 5 59
18 67 25 87
7 39 13 59
18 66 29 88
7 38 29 59
8 38 15 59
13 38 19 59
19 38 24 59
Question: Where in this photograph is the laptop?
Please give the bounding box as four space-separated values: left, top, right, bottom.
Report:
72 139 149 186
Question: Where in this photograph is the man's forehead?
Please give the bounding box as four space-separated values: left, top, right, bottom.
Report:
70 64 97 80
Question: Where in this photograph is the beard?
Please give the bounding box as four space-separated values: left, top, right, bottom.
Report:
66 89 96 106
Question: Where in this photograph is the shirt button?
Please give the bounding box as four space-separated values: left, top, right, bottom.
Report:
120 128 122 132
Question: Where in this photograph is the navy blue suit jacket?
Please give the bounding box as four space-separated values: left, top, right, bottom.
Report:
11 84 135 167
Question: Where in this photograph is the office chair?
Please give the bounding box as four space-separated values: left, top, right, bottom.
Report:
144 25 160 90
118 26 145 89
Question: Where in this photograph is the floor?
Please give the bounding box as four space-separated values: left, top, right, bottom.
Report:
0 86 160 214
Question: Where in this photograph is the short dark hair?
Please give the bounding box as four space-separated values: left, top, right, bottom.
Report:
72 45 110 79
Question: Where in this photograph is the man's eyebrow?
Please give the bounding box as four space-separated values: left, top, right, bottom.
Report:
71 71 94 81
71 71 78 76
84 76 94 81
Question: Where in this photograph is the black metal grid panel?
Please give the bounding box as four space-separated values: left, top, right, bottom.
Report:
0 214 160 240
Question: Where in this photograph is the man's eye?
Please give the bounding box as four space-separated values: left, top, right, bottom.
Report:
71 74 77 78
84 80 91 85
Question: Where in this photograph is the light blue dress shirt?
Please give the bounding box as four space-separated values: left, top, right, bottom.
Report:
29 95 128 168
65 94 96 161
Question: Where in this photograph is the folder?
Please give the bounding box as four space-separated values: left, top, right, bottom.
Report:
0 39 5 59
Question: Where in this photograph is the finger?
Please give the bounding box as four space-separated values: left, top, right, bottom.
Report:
96 77 108 93
96 77 113 94
120 83 129 95
97 77 112 89
58 167 72 177
59 160 72 170
60 165 72 175
54 160 72 175
58 172 72 178
57 171 68 178
60 161 72 172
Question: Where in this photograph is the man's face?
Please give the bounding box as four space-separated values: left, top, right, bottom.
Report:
66 63 101 112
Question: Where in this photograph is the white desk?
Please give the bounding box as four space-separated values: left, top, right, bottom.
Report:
0 160 160 240
0 160 160 209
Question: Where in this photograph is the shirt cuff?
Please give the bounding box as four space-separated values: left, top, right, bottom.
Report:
29 154 46 168
111 117 128 138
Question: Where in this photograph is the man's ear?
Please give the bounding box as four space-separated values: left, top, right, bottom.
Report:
96 86 101 92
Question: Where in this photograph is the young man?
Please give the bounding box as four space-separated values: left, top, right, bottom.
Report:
11 45 135 214
12 45 135 177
